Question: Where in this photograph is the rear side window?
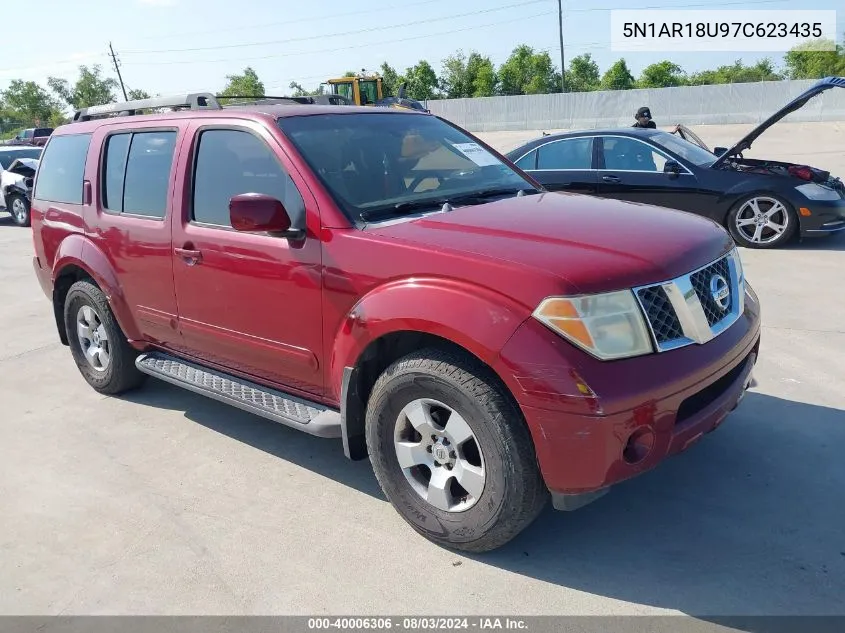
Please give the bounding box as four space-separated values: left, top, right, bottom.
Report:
102 130 177 218
34 134 92 204
537 137 593 170
192 128 305 228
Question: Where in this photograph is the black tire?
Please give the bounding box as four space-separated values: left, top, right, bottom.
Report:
726 193 798 249
7 193 31 227
63 280 147 395
366 348 548 552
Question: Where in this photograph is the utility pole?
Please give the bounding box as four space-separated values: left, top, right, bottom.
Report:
108 42 129 101
558 0 566 93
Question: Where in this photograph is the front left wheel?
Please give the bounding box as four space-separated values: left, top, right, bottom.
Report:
365 348 548 552
727 194 797 249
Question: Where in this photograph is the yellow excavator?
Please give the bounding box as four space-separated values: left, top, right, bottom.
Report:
321 73 428 111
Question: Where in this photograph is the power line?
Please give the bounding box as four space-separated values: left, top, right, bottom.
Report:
121 10 558 67
120 0 549 54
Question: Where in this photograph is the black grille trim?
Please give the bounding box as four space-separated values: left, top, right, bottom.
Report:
636 285 684 343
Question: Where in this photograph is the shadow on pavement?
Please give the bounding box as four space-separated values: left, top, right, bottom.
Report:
123 383 844 619
792 231 845 252
121 380 385 501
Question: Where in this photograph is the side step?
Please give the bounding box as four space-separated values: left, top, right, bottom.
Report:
135 352 342 438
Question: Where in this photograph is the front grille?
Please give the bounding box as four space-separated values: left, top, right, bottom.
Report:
689 257 733 326
634 252 743 352
636 286 684 343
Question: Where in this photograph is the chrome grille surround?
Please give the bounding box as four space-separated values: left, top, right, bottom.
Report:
634 250 745 353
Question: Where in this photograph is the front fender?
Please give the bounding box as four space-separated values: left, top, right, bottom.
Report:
328 277 531 400
52 235 143 342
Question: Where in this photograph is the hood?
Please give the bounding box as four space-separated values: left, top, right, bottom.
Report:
8 158 39 172
367 192 734 294
712 76 845 167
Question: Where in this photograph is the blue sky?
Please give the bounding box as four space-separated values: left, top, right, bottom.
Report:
2 0 842 99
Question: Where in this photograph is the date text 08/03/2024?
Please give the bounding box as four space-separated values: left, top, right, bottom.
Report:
307 618 528 630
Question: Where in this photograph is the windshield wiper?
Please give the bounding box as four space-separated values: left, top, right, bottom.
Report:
359 188 537 223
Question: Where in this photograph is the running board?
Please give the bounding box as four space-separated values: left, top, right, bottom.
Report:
135 352 341 438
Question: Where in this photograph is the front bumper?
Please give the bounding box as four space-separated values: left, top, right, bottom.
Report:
493 286 761 506
798 198 845 236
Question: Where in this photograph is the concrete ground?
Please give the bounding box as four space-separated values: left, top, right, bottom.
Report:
1 128 844 617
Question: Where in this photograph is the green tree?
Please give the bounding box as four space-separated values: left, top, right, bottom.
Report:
127 89 152 100
403 60 438 100
783 38 845 79
440 50 469 98
379 62 401 97
48 65 118 109
600 59 636 90
499 45 558 95
219 67 265 99
638 61 686 88
688 59 782 85
564 53 600 93
466 52 497 97
0 80 62 124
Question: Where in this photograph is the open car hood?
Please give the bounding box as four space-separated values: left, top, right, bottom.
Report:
712 76 845 167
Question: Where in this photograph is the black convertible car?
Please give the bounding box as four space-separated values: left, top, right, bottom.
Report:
506 77 845 248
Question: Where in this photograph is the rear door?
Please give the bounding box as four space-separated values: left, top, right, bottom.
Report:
596 135 710 213
512 136 599 194
86 122 184 348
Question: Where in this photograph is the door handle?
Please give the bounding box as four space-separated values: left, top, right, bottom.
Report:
174 247 202 265
602 175 621 183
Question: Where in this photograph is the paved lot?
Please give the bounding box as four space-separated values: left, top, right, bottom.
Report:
1 149 844 617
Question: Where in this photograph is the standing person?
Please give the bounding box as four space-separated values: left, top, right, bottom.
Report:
632 106 657 129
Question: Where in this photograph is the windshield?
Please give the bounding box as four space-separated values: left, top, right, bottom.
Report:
649 132 715 167
0 147 42 170
278 113 535 222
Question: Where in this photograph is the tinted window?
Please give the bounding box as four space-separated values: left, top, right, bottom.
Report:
103 133 131 211
514 150 537 170
33 134 92 203
278 113 534 222
602 137 667 172
650 132 715 166
34 128 54 137
0 147 42 169
192 129 305 228
122 131 177 218
537 137 593 170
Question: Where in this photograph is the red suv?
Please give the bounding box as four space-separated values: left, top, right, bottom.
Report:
30 93 760 552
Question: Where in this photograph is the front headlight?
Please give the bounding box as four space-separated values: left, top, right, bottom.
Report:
795 182 841 201
533 290 653 361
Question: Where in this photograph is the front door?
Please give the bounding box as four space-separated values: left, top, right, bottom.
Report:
514 136 599 195
170 122 324 397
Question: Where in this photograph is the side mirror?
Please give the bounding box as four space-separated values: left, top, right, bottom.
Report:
714 146 728 156
664 160 681 178
229 193 302 238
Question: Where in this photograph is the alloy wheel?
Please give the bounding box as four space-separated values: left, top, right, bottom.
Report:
76 305 111 372
734 196 790 245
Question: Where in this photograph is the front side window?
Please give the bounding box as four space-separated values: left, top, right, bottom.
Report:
601 137 668 173
278 113 535 223
0 147 42 170
101 130 177 218
514 150 537 170
358 81 378 105
33 134 92 204
332 82 354 100
650 132 715 166
537 137 593 170
192 128 305 228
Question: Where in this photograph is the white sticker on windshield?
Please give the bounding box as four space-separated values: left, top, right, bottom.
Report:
451 142 501 167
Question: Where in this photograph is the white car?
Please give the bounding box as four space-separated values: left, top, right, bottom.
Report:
1 146 42 227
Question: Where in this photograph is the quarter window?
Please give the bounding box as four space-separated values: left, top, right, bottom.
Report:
514 150 537 170
537 137 593 170
191 129 305 228
33 134 92 204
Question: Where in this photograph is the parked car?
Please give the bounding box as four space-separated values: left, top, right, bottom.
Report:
506 76 845 249
0 146 42 226
31 92 760 552
1 127 54 147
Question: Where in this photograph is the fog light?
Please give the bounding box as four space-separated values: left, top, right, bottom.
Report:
623 426 655 465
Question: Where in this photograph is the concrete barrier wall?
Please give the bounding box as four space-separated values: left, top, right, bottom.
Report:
425 79 845 132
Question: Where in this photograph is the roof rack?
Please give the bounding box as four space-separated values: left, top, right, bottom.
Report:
72 92 222 122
